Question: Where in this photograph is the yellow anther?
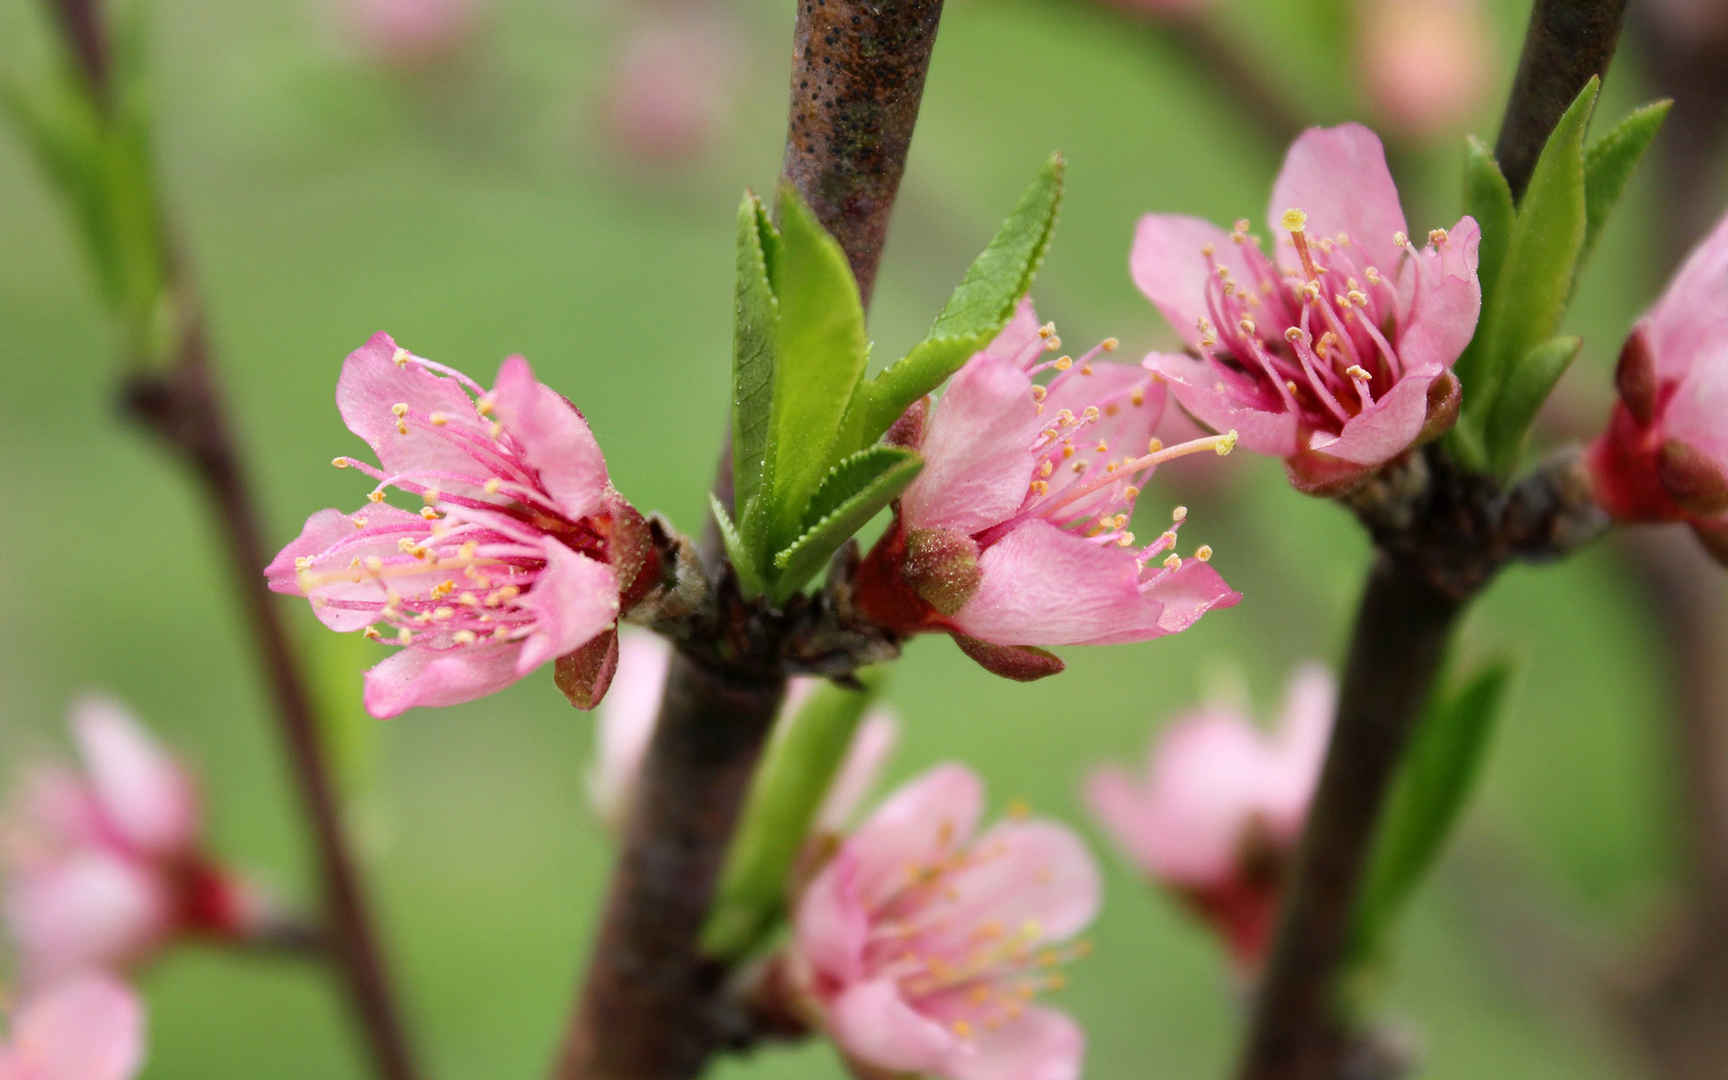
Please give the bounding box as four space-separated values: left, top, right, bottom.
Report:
483 478 503 495
1072 460 1089 474
392 402 409 418
1285 326 1308 345
1101 337 1119 351
1039 460 1054 478
1347 289 1368 307
1045 335 1061 352
1008 799 1032 820
1147 437 1164 453
488 422 502 439
1030 385 1048 402
1056 409 1075 426
476 396 496 417
1172 505 1189 523
1428 227 1449 246
1094 440 1108 453
492 627 510 641
1130 387 1146 407
368 489 385 504
1281 208 1308 232
1300 281 1321 303
452 630 477 645
351 515 368 528
1116 531 1135 547
1030 480 1050 496
432 606 454 621
1286 379 1300 395
1083 406 1101 423
1238 316 1256 335
1196 544 1214 562
1346 365 1373 381
1217 429 1238 454
363 626 382 641
429 411 449 426
1080 365 1093 376
1392 231 1409 248
1316 332 1338 358
1200 242 1216 256
1365 266 1382 283
951 1020 973 1038
1163 554 1183 570
420 506 440 520
1234 218 1252 234
1054 355 1073 372
397 628 414 645
365 556 385 573
332 457 350 469
397 537 421 554
1038 322 1056 339
294 556 314 571
392 347 410 367
1061 444 1075 459
1123 485 1141 500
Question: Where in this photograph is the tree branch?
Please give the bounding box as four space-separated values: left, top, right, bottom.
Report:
1494 0 1628 201
552 4 944 1077
39 4 422 1077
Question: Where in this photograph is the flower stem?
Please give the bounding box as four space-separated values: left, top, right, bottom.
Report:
38 3 422 1077
550 4 945 1077
1493 0 1629 201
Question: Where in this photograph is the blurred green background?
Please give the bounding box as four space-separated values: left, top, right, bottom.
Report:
0 0 1709 1076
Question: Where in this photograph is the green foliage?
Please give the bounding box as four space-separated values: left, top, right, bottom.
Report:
307 628 383 798
2 3 169 360
1484 336 1581 475
770 447 923 602
702 670 888 960
709 493 766 597
1449 82 1669 476
723 156 1065 603
1581 100 1671 266
1352 661 1513 964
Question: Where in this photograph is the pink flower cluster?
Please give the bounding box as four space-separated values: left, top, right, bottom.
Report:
268 334 652 718
789 765 1100 1079
0 975 144 1080
856 300 1240 675
1085 665 1334 969
2 700 255 990
1135 124 1481 494
1587 212 1728 565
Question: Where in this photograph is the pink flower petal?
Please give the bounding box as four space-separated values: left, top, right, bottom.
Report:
977 298 1047 366
950 1006 1084 1080
361 641 524 719
901 358 1046 535
1131 215 1247 349
5 852 170 985
489 355 612 521
1663 354 1728 466
1306 370 1437 466
1136 712 1278 885
928 820 1101 946
514 544 621 674
1145 352 1300 456
955 521 1164 646
842 764 984 908
335 333 493 493
266 505 433 632
1393 216 1482 376
794 852 871 985
1266 663 1336 832
1126 560 1243 642
1643 211 1728 381
1268 124 1408 273
70 699 197 858
0 975 145 1080
825 977 958 1075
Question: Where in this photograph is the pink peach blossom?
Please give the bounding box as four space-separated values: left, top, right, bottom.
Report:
855 300 1240 672
1084 664 1334 968
344 0 481 68
0 975 145 1080
600 16 738 166
789 765 1099 1079
1135 124 1481 494
1356 0 1490 138
1 700 252 987
1588 211 1728 565
590 634 897 831
268 333 653 718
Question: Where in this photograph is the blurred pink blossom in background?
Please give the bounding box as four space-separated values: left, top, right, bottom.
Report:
1084 664 1334 969
1356 0 1491 138
788 764 1099 1079
599 13 741 166
0 974 145 1080
1 700 255 988
343 0 482 67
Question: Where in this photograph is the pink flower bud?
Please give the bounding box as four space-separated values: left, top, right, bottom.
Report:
267 334 652 717
788 765 1098 1079
0 975 145 1079
1084 664 1333 970
344 0 481 68
855 300 1240 675
1356 0 1490 138
2 701 254 987
1586 212 1728 565
1134 124 1481 495
599 16 739 166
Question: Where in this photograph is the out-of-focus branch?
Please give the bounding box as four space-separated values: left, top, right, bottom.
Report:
1160 12 1304 152
551 4 944 1078
39 4 421 1078
1494 0 1628 201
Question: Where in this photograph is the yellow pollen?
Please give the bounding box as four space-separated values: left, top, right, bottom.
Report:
362 626 382 640
392 347 411 367
432 606 454 620
452 630 477 645
1045 335 1061 351
1054 356 1073 372
1130 387 1145 406
1039 461 1054 478
419 507 440 520
1061 444 1075 459
1196 544 1214 562
1080 365 1093 376
488 421 503 439
1300 281 1321 302
1316 331 1339 358
392 402 409 418
1071 460 1088 474
351 515 368 528
1347 289 1368 307
492 627 510 641
459 541 479 561
1101 337 1119 351
1238 316 1256 335
1163 554 1183 570
397 628 414 645
1284 327 1306 345
459 591 479 606
1200 242 1215 256
1365 266 1382 283
1286 379 1300 394
1030 480 1049 496
483 478 503 494
1105 461 1119 473
952 1020 973 1038
1281 208 1308 232
332 457 350 469
1094 440 1108 453
1346 365 1373 381
476 396 496 417
1172 505 1189 522
1038 322 1055 340
429 411 449 426
1030 385 1047 402
365 556 385 573
1428 227 1449 246
1116 531 1135 546
1217 429 1239 455
1056 409 1075 426
1233 218 1251 235
294 556 314 571
1392 230 1409 248
1123 485 1141 500
1147 437 1164 453
368 490 385 504
1083 406 1101 423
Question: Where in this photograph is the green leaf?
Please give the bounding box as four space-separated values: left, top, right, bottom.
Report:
769 446 923 602
1581 99 1671 266
1484 336 1582 474
1447 139 1515 423
709 493 766 598
762 183 870 547
1454 77 1597 471
307 627 383 798
730 191 779 565
703 670 888 960
1352 661 1513 962
846 153 1066 448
